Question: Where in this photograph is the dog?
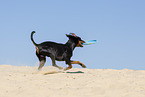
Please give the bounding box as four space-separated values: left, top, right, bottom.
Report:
31 31 86 70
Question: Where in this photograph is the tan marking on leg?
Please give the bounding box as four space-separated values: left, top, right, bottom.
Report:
65 65 72 71
71 61 86 68
35 46 39 54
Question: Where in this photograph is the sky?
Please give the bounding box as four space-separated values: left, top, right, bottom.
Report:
0 0 145 70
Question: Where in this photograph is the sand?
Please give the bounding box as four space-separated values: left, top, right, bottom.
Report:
0 65 145 97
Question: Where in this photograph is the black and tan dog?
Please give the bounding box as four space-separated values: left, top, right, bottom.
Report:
31 31 86 70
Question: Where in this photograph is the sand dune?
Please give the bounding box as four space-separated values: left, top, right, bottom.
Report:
0 65 145 97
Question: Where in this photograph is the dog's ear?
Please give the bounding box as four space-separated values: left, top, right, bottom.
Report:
66 33 77 38
70 33 77 37
66 34 70 37
66 34 74 38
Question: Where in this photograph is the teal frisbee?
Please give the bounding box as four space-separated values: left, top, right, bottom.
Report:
82 40 97 45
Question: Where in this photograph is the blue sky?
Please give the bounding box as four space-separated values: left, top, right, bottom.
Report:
0 0 145 70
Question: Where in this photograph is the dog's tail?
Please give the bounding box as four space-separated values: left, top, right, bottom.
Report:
31 31 39 53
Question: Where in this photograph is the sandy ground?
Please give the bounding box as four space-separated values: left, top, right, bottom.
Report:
0 65 145 97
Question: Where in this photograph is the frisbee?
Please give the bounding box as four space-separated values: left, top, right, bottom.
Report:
82 40 97 45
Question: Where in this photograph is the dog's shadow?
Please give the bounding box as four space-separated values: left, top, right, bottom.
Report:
66 71 84 74
43 71 84 75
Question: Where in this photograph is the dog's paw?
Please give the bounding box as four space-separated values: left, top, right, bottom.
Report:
80 63 87 68
64 66 72 71
82 65 87 68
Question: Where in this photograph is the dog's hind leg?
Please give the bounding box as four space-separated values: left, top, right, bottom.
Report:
38 58 46 70
50 56 63 69
36 53 46 70
71 60 86 68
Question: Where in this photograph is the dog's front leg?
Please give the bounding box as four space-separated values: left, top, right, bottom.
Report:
64 59 72 70
71 60 86 68
64 64 72 71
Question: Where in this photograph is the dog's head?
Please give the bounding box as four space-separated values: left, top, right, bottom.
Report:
66 33 85 47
